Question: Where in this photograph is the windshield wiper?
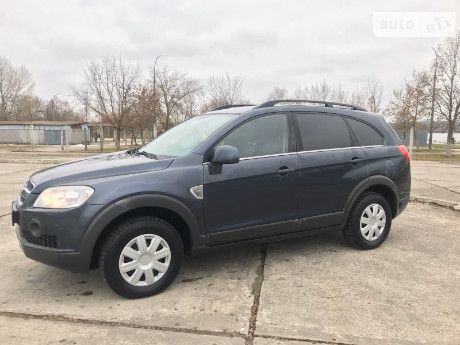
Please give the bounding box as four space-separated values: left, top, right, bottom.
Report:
126 147 140 155
136 150 158 160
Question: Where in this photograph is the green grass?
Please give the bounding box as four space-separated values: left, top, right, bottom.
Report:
412 143 460 162
412 153 460 162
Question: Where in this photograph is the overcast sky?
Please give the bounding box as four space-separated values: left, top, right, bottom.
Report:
1 0 459 106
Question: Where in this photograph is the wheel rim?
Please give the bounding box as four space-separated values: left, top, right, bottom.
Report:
118 234 171 287
360 203 386 241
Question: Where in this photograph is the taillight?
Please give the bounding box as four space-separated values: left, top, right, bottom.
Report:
398 145 410 165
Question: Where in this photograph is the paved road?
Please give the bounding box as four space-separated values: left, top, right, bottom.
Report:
0 161 459 344
411 161 460 205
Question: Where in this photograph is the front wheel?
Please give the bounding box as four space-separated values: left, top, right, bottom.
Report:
343 192 392 250
99 216 184 298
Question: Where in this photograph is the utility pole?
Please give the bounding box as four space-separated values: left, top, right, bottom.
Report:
29 124 34 152
429 47 438 150
65 123 70 152
153 55 161 139
84 92 88 151
84 126 88 151
100 117 104 153
409 127 414 161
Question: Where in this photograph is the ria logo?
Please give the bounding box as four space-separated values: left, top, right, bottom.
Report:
373 12 456 37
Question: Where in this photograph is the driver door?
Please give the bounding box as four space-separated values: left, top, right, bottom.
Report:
203 113 299 246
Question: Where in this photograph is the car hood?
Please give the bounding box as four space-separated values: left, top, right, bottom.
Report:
30 152 174 189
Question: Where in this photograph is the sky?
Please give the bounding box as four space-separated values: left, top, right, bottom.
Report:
1 0 459 106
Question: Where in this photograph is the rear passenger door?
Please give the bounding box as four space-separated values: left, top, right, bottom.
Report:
295 113 368 230
344 117 385 176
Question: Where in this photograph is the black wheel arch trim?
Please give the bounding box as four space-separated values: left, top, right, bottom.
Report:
79 194 204 271
343 176 400 221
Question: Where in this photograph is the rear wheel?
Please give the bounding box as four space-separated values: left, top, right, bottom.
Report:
343 192 392 250
99 216 183 298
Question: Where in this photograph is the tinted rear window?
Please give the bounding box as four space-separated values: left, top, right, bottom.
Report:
296 113 352 151
346 118 383 146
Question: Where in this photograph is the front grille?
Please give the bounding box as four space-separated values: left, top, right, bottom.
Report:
17 179 35 207
21 229 57 248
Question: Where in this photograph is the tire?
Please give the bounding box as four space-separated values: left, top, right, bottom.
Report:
343 192 392 250
99 216 184 299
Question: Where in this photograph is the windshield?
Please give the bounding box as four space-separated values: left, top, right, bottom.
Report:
141 114 237 157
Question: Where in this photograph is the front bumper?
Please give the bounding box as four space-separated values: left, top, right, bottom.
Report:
16 225 89 272
12 199 105 273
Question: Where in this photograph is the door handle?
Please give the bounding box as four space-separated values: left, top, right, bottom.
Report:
276 166 296 175
351 157 365 164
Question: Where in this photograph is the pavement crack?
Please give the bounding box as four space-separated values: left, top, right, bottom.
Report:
0 213 11 218
254 334 355 345
0 311 246 340
412 177 460 196
247 244 267 345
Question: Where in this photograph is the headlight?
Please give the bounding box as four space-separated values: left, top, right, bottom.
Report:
33 186 94 209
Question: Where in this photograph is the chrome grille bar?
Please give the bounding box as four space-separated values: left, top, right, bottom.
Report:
17 179 35 207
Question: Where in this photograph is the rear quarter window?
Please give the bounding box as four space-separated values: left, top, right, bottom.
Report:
296 113 352 151
346 118 383 146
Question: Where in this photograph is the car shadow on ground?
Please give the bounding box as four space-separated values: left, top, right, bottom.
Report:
15 229 351 300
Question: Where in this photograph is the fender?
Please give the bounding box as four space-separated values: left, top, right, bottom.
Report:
343 175 400 221
79 194 204 269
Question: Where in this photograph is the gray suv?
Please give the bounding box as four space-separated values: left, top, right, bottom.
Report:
12 100 411 298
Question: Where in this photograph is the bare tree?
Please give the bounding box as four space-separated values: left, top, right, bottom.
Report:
72 57 142 149
364 77 384 113
389 86 412 141
266 87 288 101
154 65 202 130
0 56 34 120
16 95 44 121
201 73 248 112
132 84 161 144
434 31 460 156
390 71 431 148
350 87 368 110
177 91 202 123
293 80 348 103
407 70 431 148
43 96 83 122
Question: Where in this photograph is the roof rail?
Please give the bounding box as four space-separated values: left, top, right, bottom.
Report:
211 104 255 111
255 99 366 111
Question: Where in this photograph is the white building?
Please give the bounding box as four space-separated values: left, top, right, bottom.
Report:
432 132 460 144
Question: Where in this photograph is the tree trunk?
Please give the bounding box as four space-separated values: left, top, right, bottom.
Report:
131 130 137 146
446 125 454 157
114 127 121 150
140 130 145 145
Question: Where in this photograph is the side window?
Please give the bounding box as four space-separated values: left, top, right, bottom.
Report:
346 118 383 146
296 114 352 151
218 114 289 159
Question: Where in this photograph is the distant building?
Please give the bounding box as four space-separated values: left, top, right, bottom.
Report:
0 121 89 145
432 132 460 144
396 130 428 146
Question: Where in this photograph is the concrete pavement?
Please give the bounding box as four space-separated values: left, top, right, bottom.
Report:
258 203 459 344
0 151 96 164
0 159 459 344
411 161 460 210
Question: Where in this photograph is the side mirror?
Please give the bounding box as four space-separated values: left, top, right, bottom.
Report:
212 145 239 165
